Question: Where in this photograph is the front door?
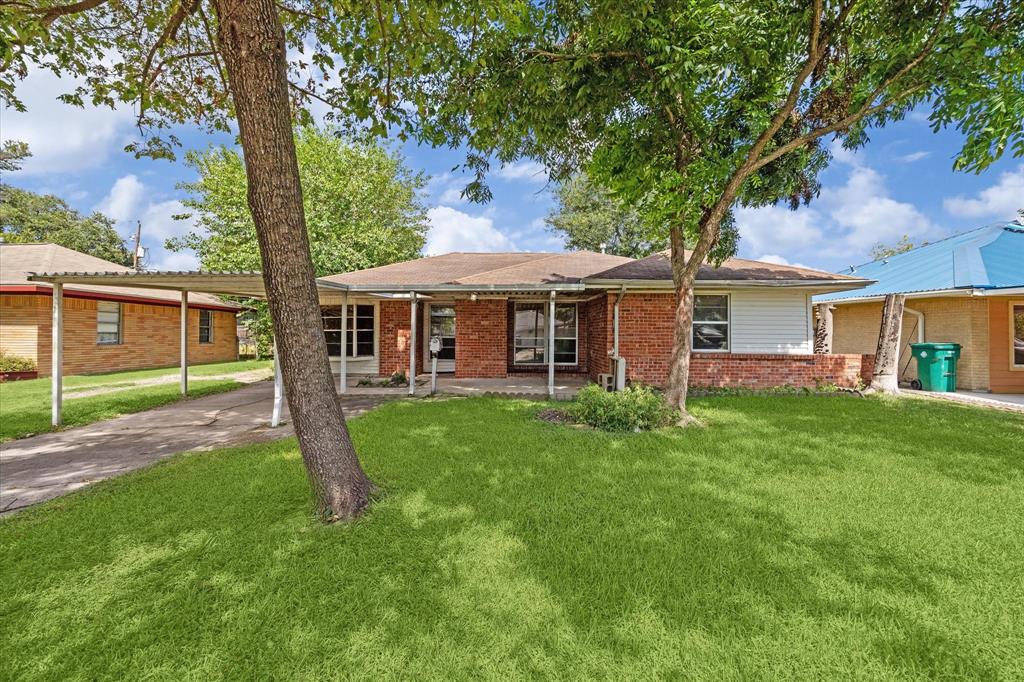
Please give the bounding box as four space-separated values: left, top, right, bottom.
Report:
428 304 456 372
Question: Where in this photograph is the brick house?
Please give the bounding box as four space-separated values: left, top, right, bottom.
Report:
1 243 239 377
316 250 873 390
815 221 1024 393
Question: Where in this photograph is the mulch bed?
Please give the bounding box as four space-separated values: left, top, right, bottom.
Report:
536 408 574 424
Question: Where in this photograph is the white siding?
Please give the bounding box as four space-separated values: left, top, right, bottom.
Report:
727 289 813 354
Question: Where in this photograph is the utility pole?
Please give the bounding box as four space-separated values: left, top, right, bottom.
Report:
132 221 144 270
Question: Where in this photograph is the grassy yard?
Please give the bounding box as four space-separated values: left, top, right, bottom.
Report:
0 359 272 441
1 396 1022 680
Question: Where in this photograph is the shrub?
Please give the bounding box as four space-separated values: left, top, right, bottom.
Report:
568 384 676 432
0 351 37 373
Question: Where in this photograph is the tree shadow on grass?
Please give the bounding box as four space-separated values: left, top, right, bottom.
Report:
1 396 1020 679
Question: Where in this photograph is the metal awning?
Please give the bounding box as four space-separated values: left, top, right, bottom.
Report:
27 270 351 298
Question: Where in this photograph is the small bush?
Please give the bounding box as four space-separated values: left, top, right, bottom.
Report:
0 351 37 373
568 384 676 432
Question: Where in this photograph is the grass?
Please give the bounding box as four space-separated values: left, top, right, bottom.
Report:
1 395 1022 680
0 359 272 441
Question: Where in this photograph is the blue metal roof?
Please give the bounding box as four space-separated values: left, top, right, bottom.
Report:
815 221 1024 302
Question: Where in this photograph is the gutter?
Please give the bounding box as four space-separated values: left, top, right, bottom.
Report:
904 305 925 344
582 278 872 290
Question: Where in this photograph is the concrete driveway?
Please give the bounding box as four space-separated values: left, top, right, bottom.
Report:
0 382 390 514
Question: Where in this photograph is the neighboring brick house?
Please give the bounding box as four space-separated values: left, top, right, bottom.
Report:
816 222 1024 393
317 250 873 390
1 243 239 377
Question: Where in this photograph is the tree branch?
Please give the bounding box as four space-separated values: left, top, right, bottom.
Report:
37 0 107 26
751 83 928 172
289 80 340 110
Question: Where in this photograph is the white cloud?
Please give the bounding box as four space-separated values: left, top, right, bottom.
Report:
425 206 517 255
95 175 197 270
736 204 824 257
2 67 135 175
736 163 938 269
95 174 145 223
497 161 547 183
823 166 934 252
756 254 812 269
895 151 929 163
942 165 1024 219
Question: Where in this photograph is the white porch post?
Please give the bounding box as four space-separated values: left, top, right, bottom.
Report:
612 286 625 390
51 283 63 426
548 290 556 398
271 342 283 427
180 290 188 395
408 292 417 396
339 290 348 394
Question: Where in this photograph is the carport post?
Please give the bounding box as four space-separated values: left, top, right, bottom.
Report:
271 342 283 427
339 290 347 394
408 292 417 396
548 290 556 398
180 291 188 395
51 282 63 426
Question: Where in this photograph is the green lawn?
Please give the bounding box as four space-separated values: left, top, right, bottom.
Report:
0 359 272 441
2 396 1022 680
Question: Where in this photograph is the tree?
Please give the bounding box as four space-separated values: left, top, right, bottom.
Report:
870 235 926 260
546 174 663 258
0 140 31 171
0 185 132 265
2 0 454 520
409 0 1024 423
170 126 428 355
870 293 907 393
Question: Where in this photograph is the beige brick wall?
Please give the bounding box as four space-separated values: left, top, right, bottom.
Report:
0 294 47 360
831 296 990 390
0 293 237 376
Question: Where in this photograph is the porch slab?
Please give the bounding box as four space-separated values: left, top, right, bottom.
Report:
333 375 589 400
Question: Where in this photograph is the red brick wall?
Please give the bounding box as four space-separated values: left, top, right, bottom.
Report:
457 299 507 378
616 293 677 382
585 294 612 380
1 293 237 377
689 353 873 389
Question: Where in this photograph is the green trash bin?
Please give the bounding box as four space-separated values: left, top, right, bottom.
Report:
909 343 961 392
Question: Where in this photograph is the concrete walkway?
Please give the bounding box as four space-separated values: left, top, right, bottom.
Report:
0 382 390 514
903 389 1024 414
64 367 273 399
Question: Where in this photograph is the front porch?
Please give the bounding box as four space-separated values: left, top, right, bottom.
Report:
333 374 588 400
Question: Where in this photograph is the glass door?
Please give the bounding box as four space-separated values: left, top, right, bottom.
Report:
428 304 456 372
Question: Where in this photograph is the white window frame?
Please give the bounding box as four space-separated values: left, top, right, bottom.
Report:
1011 300 1024 371
323 303 376 359
96 301 122 345
691 293 730 353
198 309 214 344
513 301 578 366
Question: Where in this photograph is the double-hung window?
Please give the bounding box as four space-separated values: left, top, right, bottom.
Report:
198 309 214 344
96 301 122 345
692 295 729 351
322 305 374 357
513 302 577 365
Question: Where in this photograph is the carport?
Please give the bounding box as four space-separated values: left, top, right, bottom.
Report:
27 270 374 429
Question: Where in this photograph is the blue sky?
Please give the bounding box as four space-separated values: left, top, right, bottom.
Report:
3 66 1022 274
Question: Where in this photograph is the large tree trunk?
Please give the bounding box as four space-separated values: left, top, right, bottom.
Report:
213 0 373 520
869 293 906 394
664 221 719 425
814 303 833 354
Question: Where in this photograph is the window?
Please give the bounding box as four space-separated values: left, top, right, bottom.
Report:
96 301 122 345
513 302 577 365
322 304 374 357
1013 302 1024 369
199 309 214 344
692 295 729 351
429 305 456 360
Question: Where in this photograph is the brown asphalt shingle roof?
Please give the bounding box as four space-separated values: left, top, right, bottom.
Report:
321 251 633 287
0 243 240 309
587 250 863 282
